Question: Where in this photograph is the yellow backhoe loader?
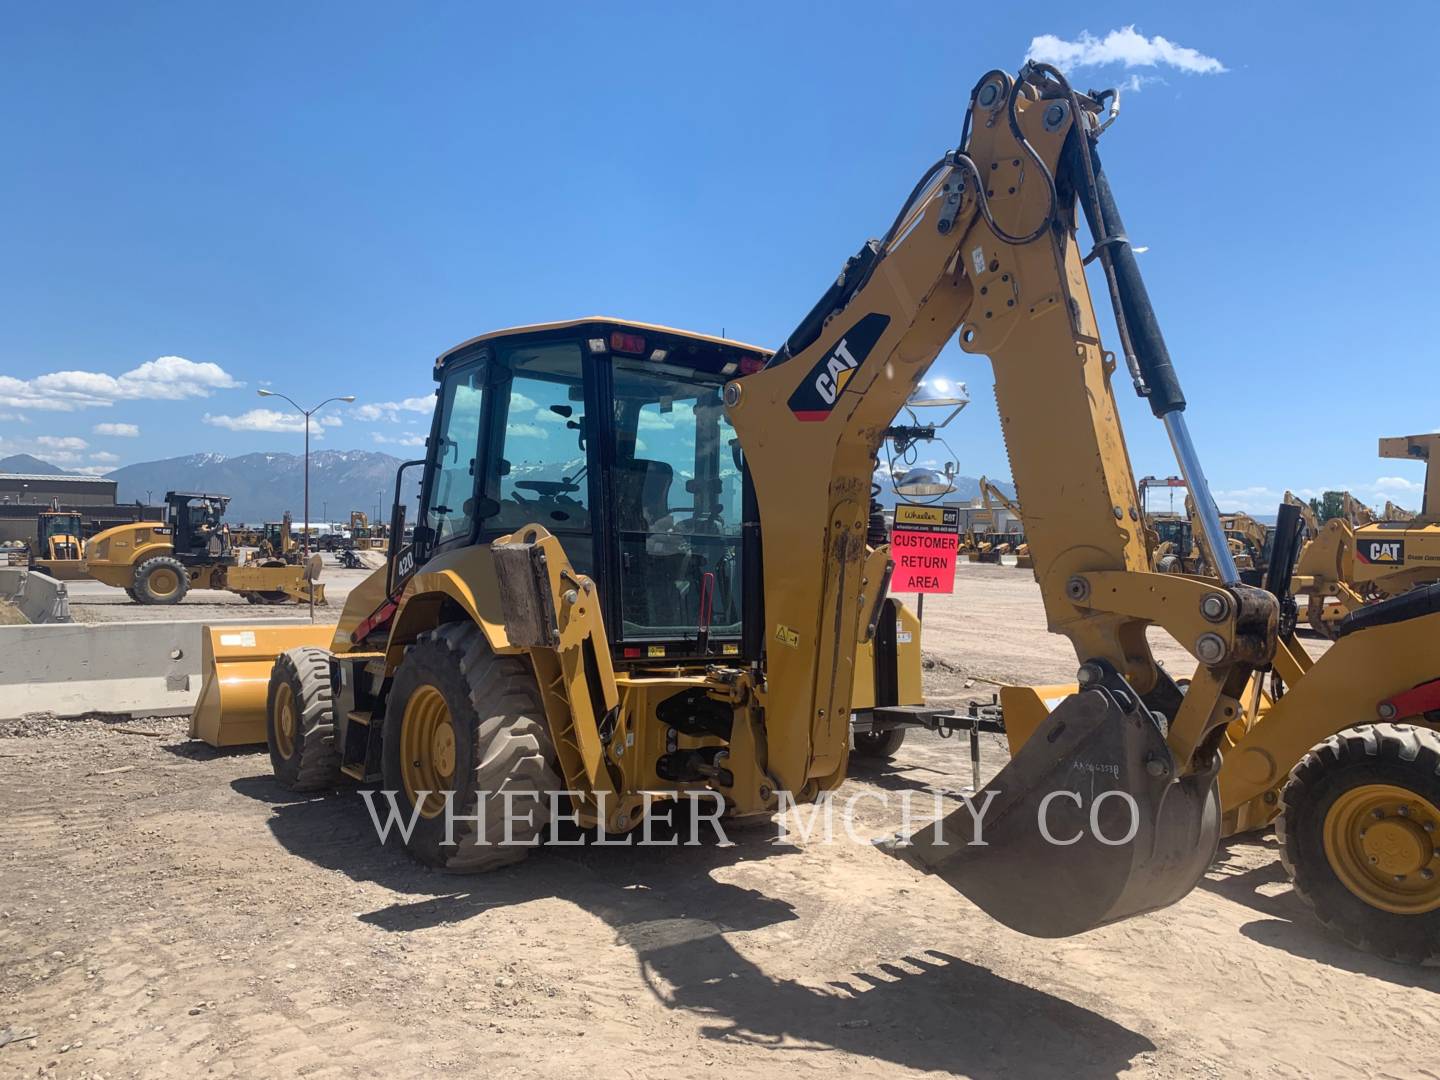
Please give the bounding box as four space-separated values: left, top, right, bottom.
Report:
30 508 87 580
193 63 1440 962
1293 436 1440 637
978 475 1030 568
86 492 324 605
253 512 300 564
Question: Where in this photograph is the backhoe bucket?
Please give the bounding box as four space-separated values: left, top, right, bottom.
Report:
189 623 337 747
902 673 1220 937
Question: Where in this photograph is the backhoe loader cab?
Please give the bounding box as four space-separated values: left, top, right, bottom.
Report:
409 321 755 660
31 510 86 578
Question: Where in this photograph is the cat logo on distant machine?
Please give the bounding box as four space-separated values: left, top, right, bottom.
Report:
1357 539 1405 565
787 313 891 422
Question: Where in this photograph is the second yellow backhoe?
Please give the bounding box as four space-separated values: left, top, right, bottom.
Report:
978 475 1030 568
191 63 1440 963
30 508 87 580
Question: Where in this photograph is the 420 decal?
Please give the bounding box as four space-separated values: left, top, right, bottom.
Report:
786 313 890 422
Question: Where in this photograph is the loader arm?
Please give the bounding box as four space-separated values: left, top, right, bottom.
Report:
728 64 1277 933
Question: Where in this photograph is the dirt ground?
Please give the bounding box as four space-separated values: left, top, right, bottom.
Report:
2 562 1433 1080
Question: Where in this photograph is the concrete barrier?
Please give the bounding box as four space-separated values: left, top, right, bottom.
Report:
0 619 301 721
0 567 71 623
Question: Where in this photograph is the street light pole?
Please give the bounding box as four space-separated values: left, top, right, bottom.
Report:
256 388 356 619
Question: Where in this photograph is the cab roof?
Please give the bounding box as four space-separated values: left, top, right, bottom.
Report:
436 317 773 371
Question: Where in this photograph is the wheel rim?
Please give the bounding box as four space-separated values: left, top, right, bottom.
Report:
274 683 297 759
401 684 457 819
1323 783 1440 914
148 567 180 597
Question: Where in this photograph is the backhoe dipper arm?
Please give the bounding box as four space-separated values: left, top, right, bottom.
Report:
727 66 1276 932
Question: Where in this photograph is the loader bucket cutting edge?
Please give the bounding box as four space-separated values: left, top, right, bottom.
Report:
901 681 1220 937
189 624 338 747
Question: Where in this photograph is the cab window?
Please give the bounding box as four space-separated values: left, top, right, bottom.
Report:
479 340 594 575
425 363 483 547
610 358 743 642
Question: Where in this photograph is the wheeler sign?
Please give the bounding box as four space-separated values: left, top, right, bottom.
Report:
890 503 960 594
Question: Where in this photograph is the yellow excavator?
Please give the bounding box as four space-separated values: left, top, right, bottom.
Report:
86 492 324 605
192 63 1440 962
1294 435 1440 637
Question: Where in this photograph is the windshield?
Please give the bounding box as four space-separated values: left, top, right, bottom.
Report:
41 515 80 540
611 358 743 642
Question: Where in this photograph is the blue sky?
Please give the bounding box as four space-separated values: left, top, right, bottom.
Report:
1 3 1435 514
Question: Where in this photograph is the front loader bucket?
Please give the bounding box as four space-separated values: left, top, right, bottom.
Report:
189 624 337 747
902 671 1220 937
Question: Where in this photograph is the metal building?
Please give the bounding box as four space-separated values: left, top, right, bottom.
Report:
0 473 118 507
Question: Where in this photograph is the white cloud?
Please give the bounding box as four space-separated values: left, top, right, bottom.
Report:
70 465 114 476
93 422 140 437
353 395 432 422
1026 27 1226 75
90 451 120 463
373 433 427 447
36 435 88 451
0 412 26 423
203 409 342 436
0 355 241 412
507 423 545 439
1372 475 1422 493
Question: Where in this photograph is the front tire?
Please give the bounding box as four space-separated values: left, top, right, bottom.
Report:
267 647 341 792
134 556 189 604
1278 724 1440 965
381 622 560 872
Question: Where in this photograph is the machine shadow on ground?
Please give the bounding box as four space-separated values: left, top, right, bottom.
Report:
1200 837 1440 990
232 771 1156 1078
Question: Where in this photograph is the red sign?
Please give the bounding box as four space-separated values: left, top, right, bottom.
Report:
890 504 959 593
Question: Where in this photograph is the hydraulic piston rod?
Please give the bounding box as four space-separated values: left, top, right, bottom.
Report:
1067 116 1239 585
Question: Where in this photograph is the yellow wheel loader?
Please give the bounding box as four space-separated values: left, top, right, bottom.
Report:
30 509 88 580
193 63 1440 960
86 491 324 606
1294 435 1440 637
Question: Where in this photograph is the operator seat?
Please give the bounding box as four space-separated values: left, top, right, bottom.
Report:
615 459 673 530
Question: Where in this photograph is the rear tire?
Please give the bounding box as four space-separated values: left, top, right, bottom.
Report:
853 725 907 760
381 622 561 872
267 647 341 792
133 556 189 604
1278 724 1440 965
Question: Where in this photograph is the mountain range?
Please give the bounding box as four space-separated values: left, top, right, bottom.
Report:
2 448 1015 522
101 451 424 523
